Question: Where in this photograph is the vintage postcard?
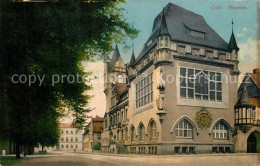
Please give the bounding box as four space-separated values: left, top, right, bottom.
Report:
0 0 259 165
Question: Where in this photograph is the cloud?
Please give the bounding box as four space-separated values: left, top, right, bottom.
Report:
238 38 258 74
237 27 255 38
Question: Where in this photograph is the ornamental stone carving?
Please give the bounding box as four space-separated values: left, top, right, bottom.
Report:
195 108 212 129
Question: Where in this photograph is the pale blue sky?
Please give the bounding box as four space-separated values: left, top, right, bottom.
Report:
114 0 257 73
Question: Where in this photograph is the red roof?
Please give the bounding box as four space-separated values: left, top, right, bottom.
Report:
250 98 260 107
115 83 128 97
59 123 73 128
93 123 103 133
249 68 260 87
92 117 104 122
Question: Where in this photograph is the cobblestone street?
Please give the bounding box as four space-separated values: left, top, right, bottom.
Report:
10 151 260 166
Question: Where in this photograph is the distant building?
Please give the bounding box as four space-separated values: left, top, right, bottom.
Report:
102 3 240 154
234 68 260 153
83 117 104 152
57 123 84 152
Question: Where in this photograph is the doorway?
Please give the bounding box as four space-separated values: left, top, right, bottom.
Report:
247 131 258 153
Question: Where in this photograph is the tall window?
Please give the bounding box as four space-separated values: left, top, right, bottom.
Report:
125 127 128 140
175 119 193 138
180 67 222 102
150 121 156 139
213 121 228 139
117 74 124 83
139 124 145 141
136 73 153 108
111 96 116 107
131 126 135 141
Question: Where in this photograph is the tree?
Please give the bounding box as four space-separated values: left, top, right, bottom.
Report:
0 0 138 158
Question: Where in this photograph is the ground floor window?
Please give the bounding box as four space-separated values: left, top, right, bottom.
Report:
175 119 193 138
212 121 228 139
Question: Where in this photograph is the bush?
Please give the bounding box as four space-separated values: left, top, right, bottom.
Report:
93 143 101 150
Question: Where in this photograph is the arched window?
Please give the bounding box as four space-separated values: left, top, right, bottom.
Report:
131 126 135 141
117 74 124 83
121 130 124 140
139 124 145 141
117 112 120 122
110 116 112 126
150 121 157 139
125 127 128 139
175 119 193 138
213 121 228 139
125 109 128 120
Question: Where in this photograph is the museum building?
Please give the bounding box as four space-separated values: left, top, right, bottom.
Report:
101 3 240 154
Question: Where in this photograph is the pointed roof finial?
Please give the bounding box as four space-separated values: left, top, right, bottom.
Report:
129 43 136 66
228 19 239 51
232 19 234 32
110 44 121 66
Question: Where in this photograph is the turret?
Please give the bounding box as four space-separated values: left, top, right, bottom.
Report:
155 7 173 66
228 20 240 75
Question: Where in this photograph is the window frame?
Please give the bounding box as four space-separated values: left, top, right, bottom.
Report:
213 121 228 140
179 67 222 102
135 73 153 108
175 119 193 139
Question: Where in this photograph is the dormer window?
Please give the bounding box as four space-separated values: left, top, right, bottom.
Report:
190 30 205 39
213 50 218 58
226 53 230 60
185 45 191 53
147 40 152 47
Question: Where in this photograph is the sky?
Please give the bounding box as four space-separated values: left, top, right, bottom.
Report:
62 0 259 122
119 0 258 74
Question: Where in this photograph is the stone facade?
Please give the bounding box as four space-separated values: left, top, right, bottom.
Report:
83 117 104 152
101 3 242 154
57 123 84 152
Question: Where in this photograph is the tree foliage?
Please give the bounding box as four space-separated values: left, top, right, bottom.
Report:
0 0 138 158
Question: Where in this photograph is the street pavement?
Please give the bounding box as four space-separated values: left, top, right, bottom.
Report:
11 151 260 166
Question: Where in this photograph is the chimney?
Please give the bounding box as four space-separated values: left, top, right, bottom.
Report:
253 68 260 74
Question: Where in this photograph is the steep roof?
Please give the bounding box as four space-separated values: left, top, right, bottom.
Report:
250 98 260 107
228 31 239 51
115 83 128 97
108 44 123 71
93 123 103 133
134 3 229 65
238 69 260 99
92 117 104 122
129 48 136 66
235 86 253 108
249 68 260 87
158 8 170 36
